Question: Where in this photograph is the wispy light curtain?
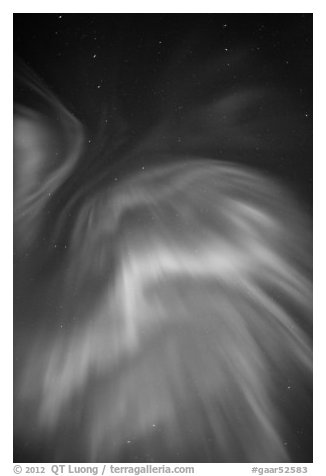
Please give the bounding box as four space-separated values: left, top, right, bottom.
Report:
14 14 312 463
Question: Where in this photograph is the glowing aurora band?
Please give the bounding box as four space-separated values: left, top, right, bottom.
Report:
14 63 312 463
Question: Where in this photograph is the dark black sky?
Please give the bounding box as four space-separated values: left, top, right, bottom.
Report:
14 13 313 204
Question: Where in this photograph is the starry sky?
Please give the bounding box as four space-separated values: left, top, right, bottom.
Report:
13 14 313 464
14 13 312 206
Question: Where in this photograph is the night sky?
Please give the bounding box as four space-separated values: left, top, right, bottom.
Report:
14 14 312 204
13 14 313 464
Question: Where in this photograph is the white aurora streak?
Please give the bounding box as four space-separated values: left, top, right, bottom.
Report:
14 61 312 463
